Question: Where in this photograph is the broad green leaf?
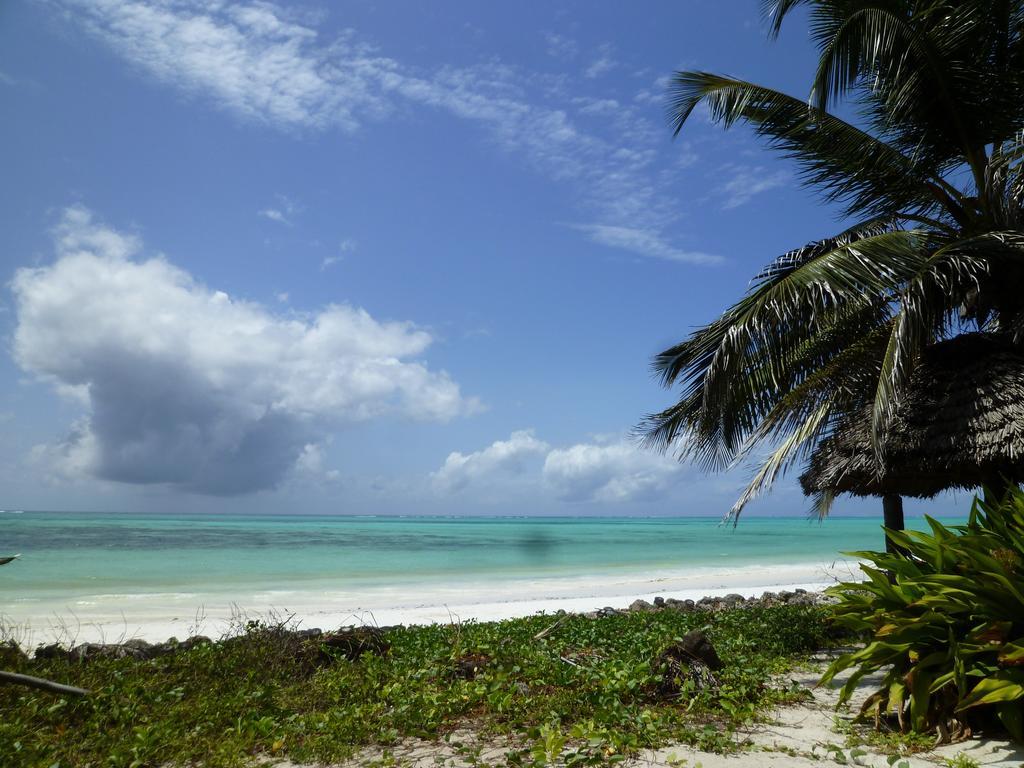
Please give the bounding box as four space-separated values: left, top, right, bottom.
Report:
956 676 1024 710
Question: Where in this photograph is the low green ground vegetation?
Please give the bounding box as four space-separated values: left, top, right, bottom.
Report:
0 604 829 767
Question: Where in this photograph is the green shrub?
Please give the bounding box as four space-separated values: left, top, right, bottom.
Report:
823 490 1024 742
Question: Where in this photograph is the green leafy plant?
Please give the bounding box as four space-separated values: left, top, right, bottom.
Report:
0 604 828 767
943 754 981 768
823 490 1024 742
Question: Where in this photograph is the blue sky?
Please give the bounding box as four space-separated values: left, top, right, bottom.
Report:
0 0 957 517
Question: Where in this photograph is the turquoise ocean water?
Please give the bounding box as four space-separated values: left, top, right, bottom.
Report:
0 511 959 605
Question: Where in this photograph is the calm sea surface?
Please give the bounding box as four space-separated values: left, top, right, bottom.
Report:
0 512 961 604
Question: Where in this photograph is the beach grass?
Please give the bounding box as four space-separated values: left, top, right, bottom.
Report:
0 603 831 767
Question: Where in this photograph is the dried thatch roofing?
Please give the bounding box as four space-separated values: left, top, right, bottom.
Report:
800 333 1024 499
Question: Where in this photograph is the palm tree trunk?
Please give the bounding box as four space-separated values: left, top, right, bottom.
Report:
882 493 904 554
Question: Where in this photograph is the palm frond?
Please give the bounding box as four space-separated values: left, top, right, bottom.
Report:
723 318 896 522
642 228 926 472
726 399 833 524
870 234 1003 456
809 7 920 112
767 1 1024 185
761 0 817 39
644 0 1024 516
668 72 960 220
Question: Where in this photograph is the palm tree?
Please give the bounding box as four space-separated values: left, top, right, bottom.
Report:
639 0 1024 525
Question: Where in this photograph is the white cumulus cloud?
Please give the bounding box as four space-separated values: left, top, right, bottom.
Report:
12 207 475 495
431 430 549 493
543 440 684 503
432 431 686 503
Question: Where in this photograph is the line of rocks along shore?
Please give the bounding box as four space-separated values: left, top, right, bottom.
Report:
609 586 832 617
2 588 832 665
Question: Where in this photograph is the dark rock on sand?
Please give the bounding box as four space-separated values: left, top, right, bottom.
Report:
315 626 391 663
30 626 389 667
663 598 695 612
677 629 723 670
34 643 66 661
154 636 212 656
68 641 151 662
622 590 827 615
653 629 723 699
451 652 490 680
628 599 656 613
34 635 214 663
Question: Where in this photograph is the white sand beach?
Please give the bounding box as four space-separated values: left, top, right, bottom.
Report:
3 559 860 647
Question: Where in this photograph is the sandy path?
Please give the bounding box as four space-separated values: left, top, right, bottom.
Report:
641 656 1024 768
274 654 1024 768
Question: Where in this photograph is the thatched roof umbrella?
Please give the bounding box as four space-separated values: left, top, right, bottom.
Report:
800 333 1024 541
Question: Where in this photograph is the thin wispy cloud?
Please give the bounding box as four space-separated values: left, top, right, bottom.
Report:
321 238 356 270
571 224 722 265
259 208 288 224
718 165 790 210
584 44 617 79
634 75 671 106
672 141 700 170
543 31 578 60
258 194 299 225
60 0 715 267
573 96 620 116
69 0 392 130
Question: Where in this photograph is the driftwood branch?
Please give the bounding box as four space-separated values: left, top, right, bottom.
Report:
533 615 569 641
0 670 90 697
